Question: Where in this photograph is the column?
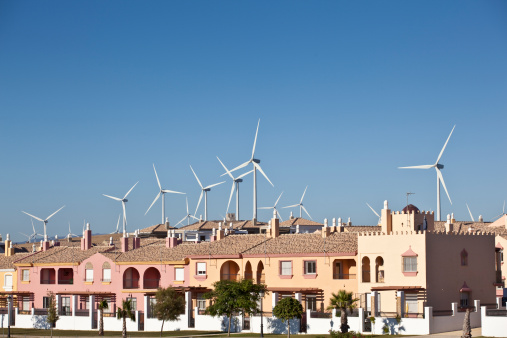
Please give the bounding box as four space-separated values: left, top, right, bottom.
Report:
272 292 279 310
295 293 302 303
72 295 77 316
144 295 149 318
89 294 95 330
370 291 378 317
396 291 405 317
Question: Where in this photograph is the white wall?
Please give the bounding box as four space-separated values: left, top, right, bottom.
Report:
305 309 361 334
144 314 189 332
15 311 34 329
431 301 481 334
102 311 138 332
481 306 507 337
55 314 91 330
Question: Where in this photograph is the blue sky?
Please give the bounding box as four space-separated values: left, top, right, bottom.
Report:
1 1 506 241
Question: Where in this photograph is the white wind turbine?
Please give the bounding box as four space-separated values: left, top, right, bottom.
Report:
190 165 225 221
224 119 274 220
366 203 381 224
260 192 284 221
66 222 79 240
466 203 475 222
103 182 138 234
398 125 455 221
175 197 199 227
22 206 65 241
28 219 43 242
145 164 185 224
283 186 313 220
110 214 121 234
217 156 253 221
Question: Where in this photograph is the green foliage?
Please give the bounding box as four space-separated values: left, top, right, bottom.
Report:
329 330 364 338
204 279 266 336
327 290 359 333
369 316 376 324
117 299 136 338
273 297 304 338
154 287 186 336
395 314 401 324
98 299 109 336
382 324 389 334
46 291 59 328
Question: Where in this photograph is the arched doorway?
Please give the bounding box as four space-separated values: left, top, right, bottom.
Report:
362 257 370 283
123 267 140 289
375 256 384 283
256 261 265 284
143 267 161 289
220 261 240 281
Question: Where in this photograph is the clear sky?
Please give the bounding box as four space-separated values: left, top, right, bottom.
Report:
1 1 506 241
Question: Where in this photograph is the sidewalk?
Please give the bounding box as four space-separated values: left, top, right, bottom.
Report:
410 327 481 338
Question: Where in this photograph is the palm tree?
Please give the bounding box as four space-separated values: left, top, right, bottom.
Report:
98 299 109 336
117 299 136 338
327 290 359 333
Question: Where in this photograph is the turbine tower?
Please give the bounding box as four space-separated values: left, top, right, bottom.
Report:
175 197 199 227
366 203 381 224
103 181 138 234
190 165 225 221
22 205 65 241
398 125 455 221
260 192 284 221
283 186 313 220
145 164 185 224
217 156 253 221
225 119 274 220
66 222 79 240
111 214 121 234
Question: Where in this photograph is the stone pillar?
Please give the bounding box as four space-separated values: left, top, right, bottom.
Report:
451 302 458 316
396 291 405 317
370 291 378 317
185 291 192 317
72 295 77 316
144 295 149 317
295 292 302 304
272 292 279 310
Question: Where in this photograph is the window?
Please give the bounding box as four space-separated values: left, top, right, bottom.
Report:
4 275 13 289
61 297 70 315
22 296 30 311
200 235 206 242
403 257 417 272
22 269 29 281
43 297 50 309
175 268 184 281
405 294 418 314
85 262 93 282
461 249 468 266
197 293 206 310
306 295 317 311
197 262 206 275
304 261 316 275
102 262 111 282
460 292 469 307
85 296 90 310
127 297 137 311
280 261 292 276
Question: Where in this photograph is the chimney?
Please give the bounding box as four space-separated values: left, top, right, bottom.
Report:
133 230 141 249
229 222 234 235
81 223 92 251
4 234 14 257
478 215 484 222
290 211 294 220
270 210 280 238
121 232 129 252
295 224 300 234
54 235 60 247
445 214 453 233
332 218 336 227
338 217 342 227
381 200 392 234
348 217 352 226
322 219 330 238
166 230 178 248
32 244 36 253
165 218 170 230
210 228 217 242
451 213 456 223
109 237 114 246
217 222 225 240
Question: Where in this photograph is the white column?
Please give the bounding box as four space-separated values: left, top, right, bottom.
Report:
271 292 278 310
72 295 77 316
358 307 364 334
144 295 149 317
56 294 61 314
474 299 480 312
370 291 378 316
295 292 302 304
496 296 503 309
397 291 405 317
451 302 458 316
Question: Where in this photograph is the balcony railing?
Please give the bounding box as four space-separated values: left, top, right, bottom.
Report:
75 309 90 317
58 279 73 285
123 278 140 289
220 273 239 281
41 279 56 284
256 273 265 283
333 273 356 280
244 272 253 280
143 279 160 289
59 308 71 316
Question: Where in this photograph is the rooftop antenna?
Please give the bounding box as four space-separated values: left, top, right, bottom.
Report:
222 119 274 221
283 186 313 220
466 203 475 222
175 197 199 227
145 164 185 224
190 165 225 221
399 125 455 221
103 181 139 234
217 156 253 221
22 205 65 241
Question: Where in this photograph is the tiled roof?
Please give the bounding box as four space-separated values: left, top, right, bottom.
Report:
243 232 358 255
14 245 113 265
279 218 323 227
433 221 507 235
178 220 267 231
344 225 382 233
140 223 176 233
0 253 32 269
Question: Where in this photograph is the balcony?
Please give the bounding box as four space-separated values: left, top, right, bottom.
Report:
123 278 140 289
333 273 356 280
41 279 56 285
143 278 160 289
58 279 73 285
220 273 239 281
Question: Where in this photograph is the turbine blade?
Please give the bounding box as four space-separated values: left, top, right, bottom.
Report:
436 168 452 205
259 207 272 210
190 165 203 188
251 119 260 160
190 215 199 221
31 219 36 233
161 189 185 194
226 161 250 175
226 182 235 215
398 165 434 169
46 205 65 221
277 210 284 222
153 164 162 190
116 214 121 232
253 163 273 187
204 181 226 190
436 125 456 164
23 212 44 222
302 206 313 220
217 156 235 180
145 192 161 215
237 169 254 179
300 186 308 204
274 192 283 207
175 215 187 227
466 203 475 222
103 194 122 201
195 191 203 217
282 204 300 209
366 203 381 218
123 181 139 199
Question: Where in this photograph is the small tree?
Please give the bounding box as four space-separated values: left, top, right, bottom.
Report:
117 299 135 338
327 290 359 333
153 287 185 337
98 299 109 336
205 279 266 336
46 291 59 337
273 297 304 338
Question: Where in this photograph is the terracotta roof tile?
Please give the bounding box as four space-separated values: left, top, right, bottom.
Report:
279 218 323 227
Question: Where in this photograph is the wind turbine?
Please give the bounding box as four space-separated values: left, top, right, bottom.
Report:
283 186 313 220
366 203 381 224
217 156 253 221
110 214 121 234
22 206 65 241
398 125 455 221
145 164 185 224
224 119 274 220
175 197 199 227
28 219 43 243
466 203 475 222
260 192 284 221
190 165 225 221
492 201 506 221
66 222 79 240
103 182 138 234
19 232 31 243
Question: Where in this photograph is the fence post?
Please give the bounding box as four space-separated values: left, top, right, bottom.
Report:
451 302 457 316
425 307 432 334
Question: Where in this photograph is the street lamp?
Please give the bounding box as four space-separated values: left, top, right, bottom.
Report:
259 290 265 338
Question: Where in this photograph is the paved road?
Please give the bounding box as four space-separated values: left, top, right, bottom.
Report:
407 327 481 338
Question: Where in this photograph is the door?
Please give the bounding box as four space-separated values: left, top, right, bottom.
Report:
61 297 71 316
334 262 342 279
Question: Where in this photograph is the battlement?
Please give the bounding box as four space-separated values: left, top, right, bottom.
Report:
358 230 494 236
392 210 434 215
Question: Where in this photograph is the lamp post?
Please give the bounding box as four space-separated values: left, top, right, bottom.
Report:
7 294 12 338
259 290 265 338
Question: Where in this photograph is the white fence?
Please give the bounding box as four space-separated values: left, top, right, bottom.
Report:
481 306 507 337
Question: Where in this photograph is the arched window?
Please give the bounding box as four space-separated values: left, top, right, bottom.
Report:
362 257 370 283
102 262 111 282
85 262 94 282
461 249 468 266
375 256 384 283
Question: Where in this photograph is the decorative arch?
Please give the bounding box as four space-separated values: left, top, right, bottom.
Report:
461 249 468 266
361 257 370 283
143 267 161 289
123 267 140 289
220 261 240 281
375 256 384 283
244 261 253 280
256 261 265 284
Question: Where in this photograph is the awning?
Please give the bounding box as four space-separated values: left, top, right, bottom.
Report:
371 286 424 291
267 287 321 293
460 281 472 292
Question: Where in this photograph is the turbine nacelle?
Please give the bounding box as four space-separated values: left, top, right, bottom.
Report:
252 159 260 164
123 199 128 203
436 164 444 169
235 179 243 183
